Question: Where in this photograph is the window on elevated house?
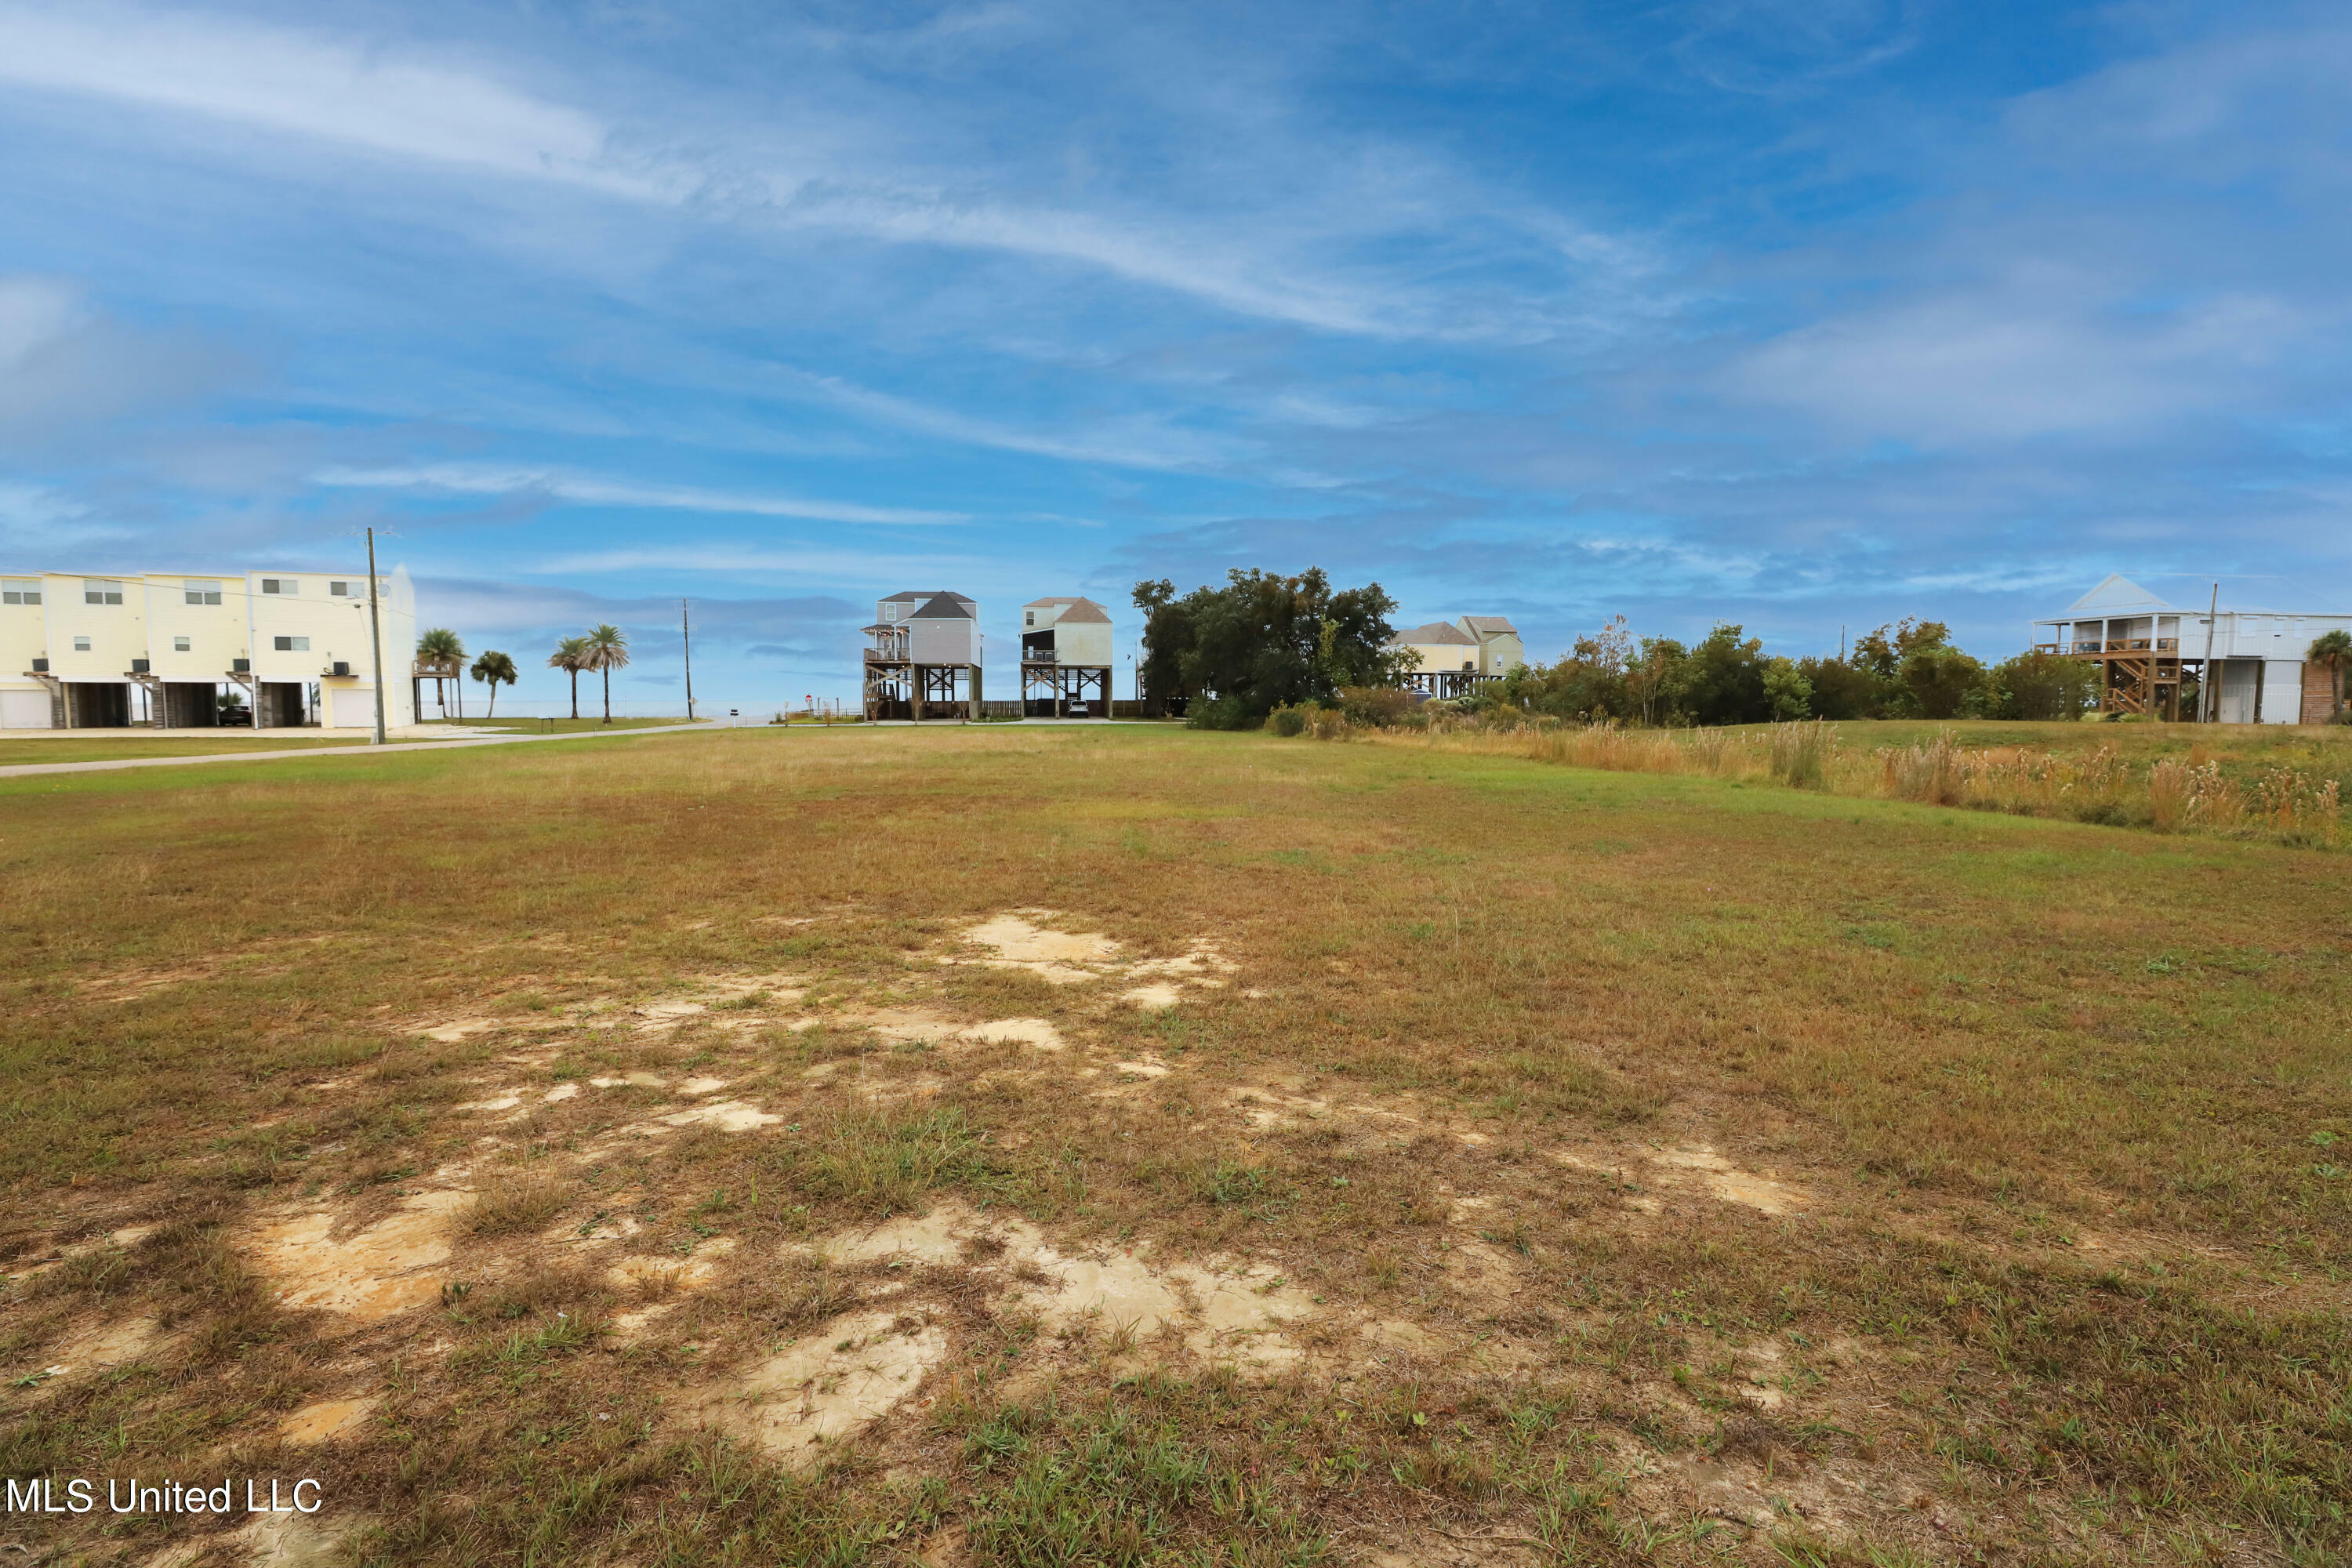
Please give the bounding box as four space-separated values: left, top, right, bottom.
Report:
274 635 310 652
73 636 91 652
0 579 37 604
173 636 191 652
83 579 124 605
184 579 223 605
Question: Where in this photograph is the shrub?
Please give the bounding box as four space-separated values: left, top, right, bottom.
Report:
1338 685 1414 728
1182 695 1256 731
1269 705 1307 737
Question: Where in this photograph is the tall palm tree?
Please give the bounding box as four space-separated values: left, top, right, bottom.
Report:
470 650 518 718
583 622 630 724
547 636 590 720
2310 629 2352 724
416 628 466 719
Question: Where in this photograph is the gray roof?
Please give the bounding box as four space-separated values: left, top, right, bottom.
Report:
1459 615 1519 637
2062 575 2176 616
1388 621 1477 646
911 592 977 619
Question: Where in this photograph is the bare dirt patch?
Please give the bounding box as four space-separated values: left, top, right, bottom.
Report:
713 1307 951 1468
246 1188 470 1320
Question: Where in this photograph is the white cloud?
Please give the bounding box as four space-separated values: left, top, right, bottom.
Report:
1722 282 2304 445
0 2 670 199
535 546 990 579
763 365 1246 471
310 464 968 526
0 4 1652 342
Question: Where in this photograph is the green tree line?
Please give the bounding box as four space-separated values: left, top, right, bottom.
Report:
1490 616 2109 725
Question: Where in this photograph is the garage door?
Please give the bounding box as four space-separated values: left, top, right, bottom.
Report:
0 688 53 729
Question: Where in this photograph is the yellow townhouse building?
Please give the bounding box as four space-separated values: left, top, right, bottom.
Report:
0 566 418 731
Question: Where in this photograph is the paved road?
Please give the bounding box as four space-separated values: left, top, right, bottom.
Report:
0 722 718 780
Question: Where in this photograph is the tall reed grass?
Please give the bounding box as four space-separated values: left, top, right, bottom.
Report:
1363 719 2344 848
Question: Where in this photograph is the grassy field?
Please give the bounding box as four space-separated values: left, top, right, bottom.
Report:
0 734 396 766
1 727 2346 1566
1407 718 2351 851
414 716 700 735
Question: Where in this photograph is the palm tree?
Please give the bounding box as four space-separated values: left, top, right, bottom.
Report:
547 636 590 720
416 628 466 719
583 622 630 724
470 650 518 718
2310 629 2352 724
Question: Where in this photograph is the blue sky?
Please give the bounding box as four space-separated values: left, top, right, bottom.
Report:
3 0 2348 711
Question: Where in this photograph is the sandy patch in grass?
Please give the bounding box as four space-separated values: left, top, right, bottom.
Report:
280 1395 377 1445
713 1308 950 1468
1650 1145 1809 1217
963 1018 1065 1050
950 912 1121 983
609 1236 737 1292
25 1316 164 1385
541 1082 579 1103
247 1188 471 1320
589 1071 665 1088
944 911 1236 1007
676 1076 729 1096
809 1200 1316 1375
659 1099 782 1132
419 1017 507 1044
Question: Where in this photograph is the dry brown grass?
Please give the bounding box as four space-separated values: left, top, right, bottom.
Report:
1 725 2347 1566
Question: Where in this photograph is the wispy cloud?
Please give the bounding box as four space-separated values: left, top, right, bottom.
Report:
310 465 968 526
0 3 671 198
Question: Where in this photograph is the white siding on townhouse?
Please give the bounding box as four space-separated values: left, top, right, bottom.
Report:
145 575 250 680
1 578 46 681
247 572 378 684
43 574 145 680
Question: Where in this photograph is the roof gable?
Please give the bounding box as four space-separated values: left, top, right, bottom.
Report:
1388 621 1476 646
1459 615 1519 637
911 593 976 619
2065 575 2176 615
1053 597 1112 624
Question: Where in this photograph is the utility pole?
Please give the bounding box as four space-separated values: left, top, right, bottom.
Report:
365 527 387 746
682 597 695 721
2200 582 2219 723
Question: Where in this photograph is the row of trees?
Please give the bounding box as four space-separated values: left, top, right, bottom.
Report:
546 625 631 722
412 623 631 721
1132 568 2352 728
1133 570 1407 726
1489 617 2100 726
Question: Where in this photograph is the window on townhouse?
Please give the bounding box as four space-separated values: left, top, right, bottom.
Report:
274 635 311 652
173 636 191 652
1 579 38 605
184 579 223 605
261 578 296 595
330 580 353 597
83 579 124 605
1025 612 1036 626
73 636 92 652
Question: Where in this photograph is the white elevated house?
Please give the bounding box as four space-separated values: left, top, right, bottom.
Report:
862 590 982 721
1019 597 1113 718
2032 575 2352 724
1386 615 1525 698
1 567 417 731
